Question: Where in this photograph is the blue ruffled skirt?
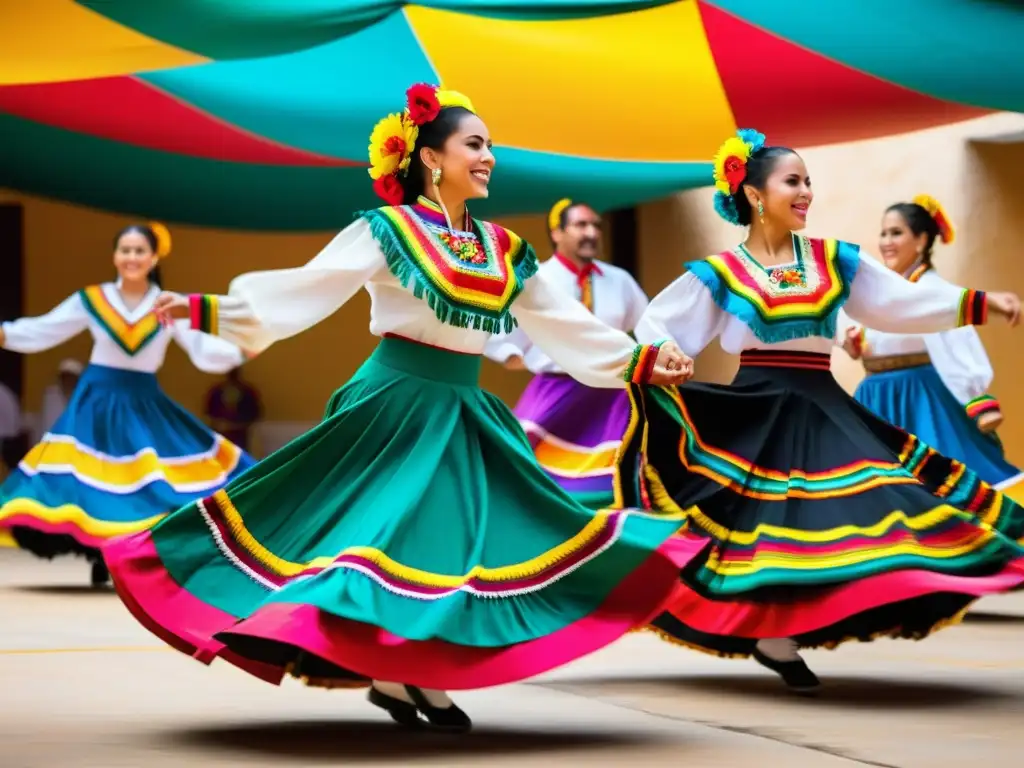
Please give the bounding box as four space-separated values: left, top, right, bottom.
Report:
854 364 1019 487
0 364 254 560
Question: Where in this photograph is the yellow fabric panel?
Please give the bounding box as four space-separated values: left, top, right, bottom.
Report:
406 3 736 161
0 0 207 85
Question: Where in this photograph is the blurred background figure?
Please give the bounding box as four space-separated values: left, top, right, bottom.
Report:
842 195 1021 489
204 366 262 454
0 376 23 483
39 358 83 440
485 199 652 510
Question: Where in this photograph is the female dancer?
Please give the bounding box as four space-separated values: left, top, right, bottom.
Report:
616 129 1024 692
841 196 1020 487
484 198 650 510
103 84 692 732
0 224 255 585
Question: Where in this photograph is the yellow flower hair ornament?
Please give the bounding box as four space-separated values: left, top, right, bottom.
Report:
912 193 956 245
148 221 172 258
712 128 766 225
548 198 573 232
367 83 477 205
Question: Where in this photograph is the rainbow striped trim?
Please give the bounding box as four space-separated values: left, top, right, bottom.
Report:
623 341 664 384
196 489 683 600
360 203 538 333
692 503 1011 589
78 285 161 356
646 386 921 500
686 236 858 344
188 293 219 335
966 394 1001 422
957 289 987 327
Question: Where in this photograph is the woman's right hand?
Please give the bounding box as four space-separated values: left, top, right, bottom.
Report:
842 326 864 360
648 341 694 386
986 292 1021 327
977 410 1004 434
503 355 526 371
153 291 190 325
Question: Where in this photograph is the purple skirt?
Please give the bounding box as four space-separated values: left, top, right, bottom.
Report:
513 373 632 509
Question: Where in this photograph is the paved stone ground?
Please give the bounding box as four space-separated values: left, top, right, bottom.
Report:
2 548 1022 767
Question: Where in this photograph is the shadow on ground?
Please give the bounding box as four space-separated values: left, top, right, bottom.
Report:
159 720 673 761
542 674 1018 710
12 585 115 596
962 610 1024 625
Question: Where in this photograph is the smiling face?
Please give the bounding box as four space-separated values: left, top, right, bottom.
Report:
745 152 813 232
878 209 928 273
421 112 495 202
113 230 157 284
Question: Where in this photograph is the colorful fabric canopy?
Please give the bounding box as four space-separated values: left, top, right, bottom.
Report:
1 1 1020 230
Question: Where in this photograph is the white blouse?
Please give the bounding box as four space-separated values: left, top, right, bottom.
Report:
484 255 649 374
206 219 644 389
636 248 971 356
2 281 245 374
848 269 994 404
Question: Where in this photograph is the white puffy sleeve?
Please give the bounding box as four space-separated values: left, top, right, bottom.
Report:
1 293 89 353
619 272 649 333
170 321 247 374
483 325 533 363
924 327 995 405
188 219 385 354
634 271 726 357
512 270 652 389
844 252 987 333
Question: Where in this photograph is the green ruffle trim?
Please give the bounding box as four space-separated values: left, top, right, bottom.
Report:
360 208 538 334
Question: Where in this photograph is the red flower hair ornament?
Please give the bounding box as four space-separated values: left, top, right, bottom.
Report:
366 84 477 204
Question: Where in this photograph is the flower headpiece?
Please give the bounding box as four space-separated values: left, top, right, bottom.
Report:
148 221 172 258
547 198 573 232
912 193 956 245
711 128 766 225
367 83 476 206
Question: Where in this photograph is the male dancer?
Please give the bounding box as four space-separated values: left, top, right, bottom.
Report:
486 199 652 509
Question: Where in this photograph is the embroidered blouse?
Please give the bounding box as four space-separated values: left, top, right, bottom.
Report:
484 254 649 375
187 199 657 389
636 235 988 357
1 281 246 374
843 263 1001 422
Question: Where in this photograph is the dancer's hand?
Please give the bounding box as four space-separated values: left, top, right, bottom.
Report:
649 341 694 386
986 292 1021 327
842 326 863 360
503 355 526 371
154 291 189 325
977 410 1004 434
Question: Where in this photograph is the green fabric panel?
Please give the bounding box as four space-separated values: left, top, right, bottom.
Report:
707 0 1024 111
77 0 679 59
0 113 709 230
152 339 682 646
141 13 436 160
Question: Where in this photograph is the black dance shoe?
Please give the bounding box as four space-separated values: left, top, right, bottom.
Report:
405 686 472 733
90 560 110 587
368 686 422 728
753 647 821 694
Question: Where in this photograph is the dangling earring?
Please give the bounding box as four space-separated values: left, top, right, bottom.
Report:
429 166 455 230
757 200 765 224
